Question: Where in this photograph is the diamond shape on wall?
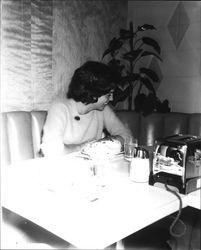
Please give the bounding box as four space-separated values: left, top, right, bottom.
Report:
168 2 190 49
148 57 163 91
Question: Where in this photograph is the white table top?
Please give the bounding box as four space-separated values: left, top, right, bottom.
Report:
1 153 200 249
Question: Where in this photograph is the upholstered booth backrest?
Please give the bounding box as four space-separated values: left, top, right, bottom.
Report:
1 110 201 167
1 111 47 167
116 111 201 146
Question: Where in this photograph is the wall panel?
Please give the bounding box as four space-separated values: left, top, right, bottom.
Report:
128 1 201 113
1 0 127 111
1 0 32 111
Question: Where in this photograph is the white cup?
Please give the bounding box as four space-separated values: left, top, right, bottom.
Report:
129 158 150 182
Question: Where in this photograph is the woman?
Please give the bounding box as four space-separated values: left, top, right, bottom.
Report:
40 61 132 157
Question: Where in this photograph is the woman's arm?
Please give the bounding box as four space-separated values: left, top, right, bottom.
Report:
40 102 70 157
103 106 132 145
107 135 125 145
63 141 89 154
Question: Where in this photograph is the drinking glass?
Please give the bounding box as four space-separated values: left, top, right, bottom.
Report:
92 159 109 188
124 136 138 161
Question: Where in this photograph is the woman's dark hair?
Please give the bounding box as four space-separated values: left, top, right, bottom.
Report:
67 61 116 104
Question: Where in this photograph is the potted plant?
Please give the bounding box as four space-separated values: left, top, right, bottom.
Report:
102 21 170 115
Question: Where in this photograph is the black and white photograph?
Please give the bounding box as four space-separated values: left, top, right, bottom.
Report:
1 1 201 249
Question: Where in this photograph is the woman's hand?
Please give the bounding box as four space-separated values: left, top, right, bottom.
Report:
96 135 124 151
106 135 124 145
64 140 96 154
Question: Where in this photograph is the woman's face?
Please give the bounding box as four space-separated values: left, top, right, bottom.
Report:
93 90 113 111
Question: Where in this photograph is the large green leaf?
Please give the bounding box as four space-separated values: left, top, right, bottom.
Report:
122 49 142 62
108 58 124 82
124 73 140 82
108 58 124 72
109 37 116 47
102 48 113 59
111 86 130 106
119 28 133 39
141 51 162 61
140 68 159 82
140 77 156 94
137 24 156 31
142 37 161 54
102 38 123 58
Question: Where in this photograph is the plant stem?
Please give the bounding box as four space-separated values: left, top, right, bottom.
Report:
138 83 142 94
128 21 134 110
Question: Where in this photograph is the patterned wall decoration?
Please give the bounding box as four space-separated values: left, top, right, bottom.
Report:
168 1 190 49
1 0 127 111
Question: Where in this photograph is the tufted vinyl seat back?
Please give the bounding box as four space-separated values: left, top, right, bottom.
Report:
1 111 47 167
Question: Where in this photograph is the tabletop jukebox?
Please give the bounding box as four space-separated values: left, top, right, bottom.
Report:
149 134 201 194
